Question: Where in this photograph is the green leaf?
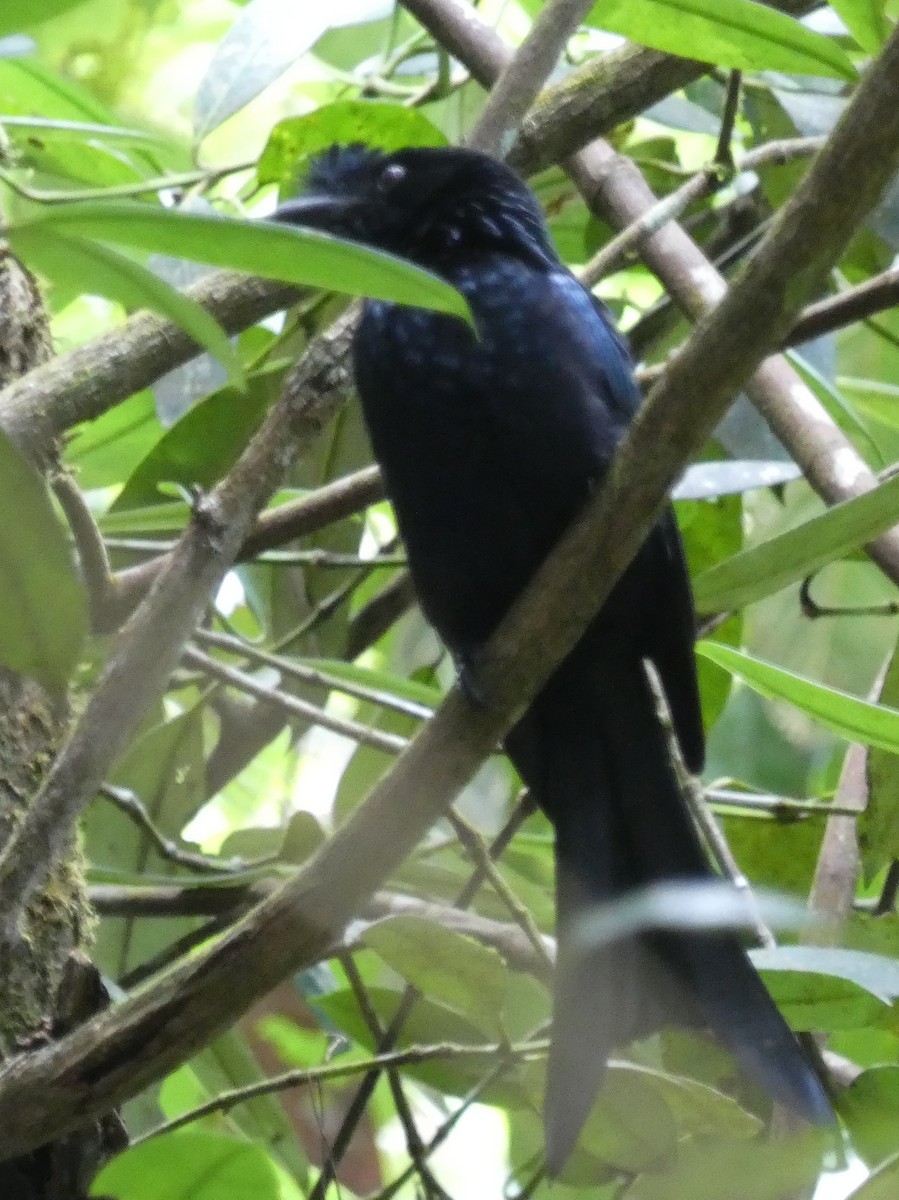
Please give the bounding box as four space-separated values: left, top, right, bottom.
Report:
576 1064 678 1173
302 657 443 709
89 1130 285 1200
698 642 899 752
0 1 91 35
7 200 472 322
841 1067 899 1169
112 374 279 511
753 945 899 1010
588 0 857 79
829 0 889 54
98 501 191 537
7 227 245 390
364 914 509 1034
0 430 87 693
65 390 162 491
626 1064 761 1141
625 1131 830 1200
848 1150 899 1199
861 636 899 882
693 471 899 614
258 102 446 191
751 953 889 1032
0 57 115 125
316 985 495 1096
676 486 742 729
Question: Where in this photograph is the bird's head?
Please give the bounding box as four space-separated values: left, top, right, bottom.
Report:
275 143 557 271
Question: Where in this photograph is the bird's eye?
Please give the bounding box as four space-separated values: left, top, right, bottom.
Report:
377 162 407 192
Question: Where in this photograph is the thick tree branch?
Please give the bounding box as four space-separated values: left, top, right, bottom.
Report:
1 23 897 1157
0 273 299 462
404 0 816 176
788 266 899 346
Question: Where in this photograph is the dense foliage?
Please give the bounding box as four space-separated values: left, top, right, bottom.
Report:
2 1 899 1198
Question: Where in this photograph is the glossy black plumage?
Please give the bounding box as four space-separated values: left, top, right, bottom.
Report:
277 144 834 1169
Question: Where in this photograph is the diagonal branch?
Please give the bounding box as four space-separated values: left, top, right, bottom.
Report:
466 0 597 157
0 20 898 1159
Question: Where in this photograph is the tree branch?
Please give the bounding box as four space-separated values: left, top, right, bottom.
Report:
0 273 299 462
466 0 597 157
0 308 357 941
1 20 897 1157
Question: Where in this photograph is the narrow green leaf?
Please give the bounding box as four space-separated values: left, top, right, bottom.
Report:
693 471 899 613
0 430 87 693
829 0 889 54
302 657 443 709
698 642 899 752
6 201 473 323
589 0 857 80
8 227 245 390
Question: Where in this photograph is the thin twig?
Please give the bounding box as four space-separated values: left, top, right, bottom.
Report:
341 953 452 1200
714 70 742 170
0 161 253 204
183 646 409 755
133 1038 545 1146
195 627 433 720
309 797 534 1197
51 471 115 630
97 784 261 876
448 810 552 971
466 0 597 158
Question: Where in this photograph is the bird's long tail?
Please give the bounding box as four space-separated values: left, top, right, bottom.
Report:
505 654 834 1174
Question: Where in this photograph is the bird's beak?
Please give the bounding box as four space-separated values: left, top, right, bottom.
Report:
273 194 365 236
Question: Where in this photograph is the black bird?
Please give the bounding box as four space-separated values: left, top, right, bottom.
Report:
276 144 834 1169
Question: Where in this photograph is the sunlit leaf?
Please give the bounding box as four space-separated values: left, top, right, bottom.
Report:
829 0 889 54
193 0 394 139
588 0 857 79
258 102 446 191
0 1 89 36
